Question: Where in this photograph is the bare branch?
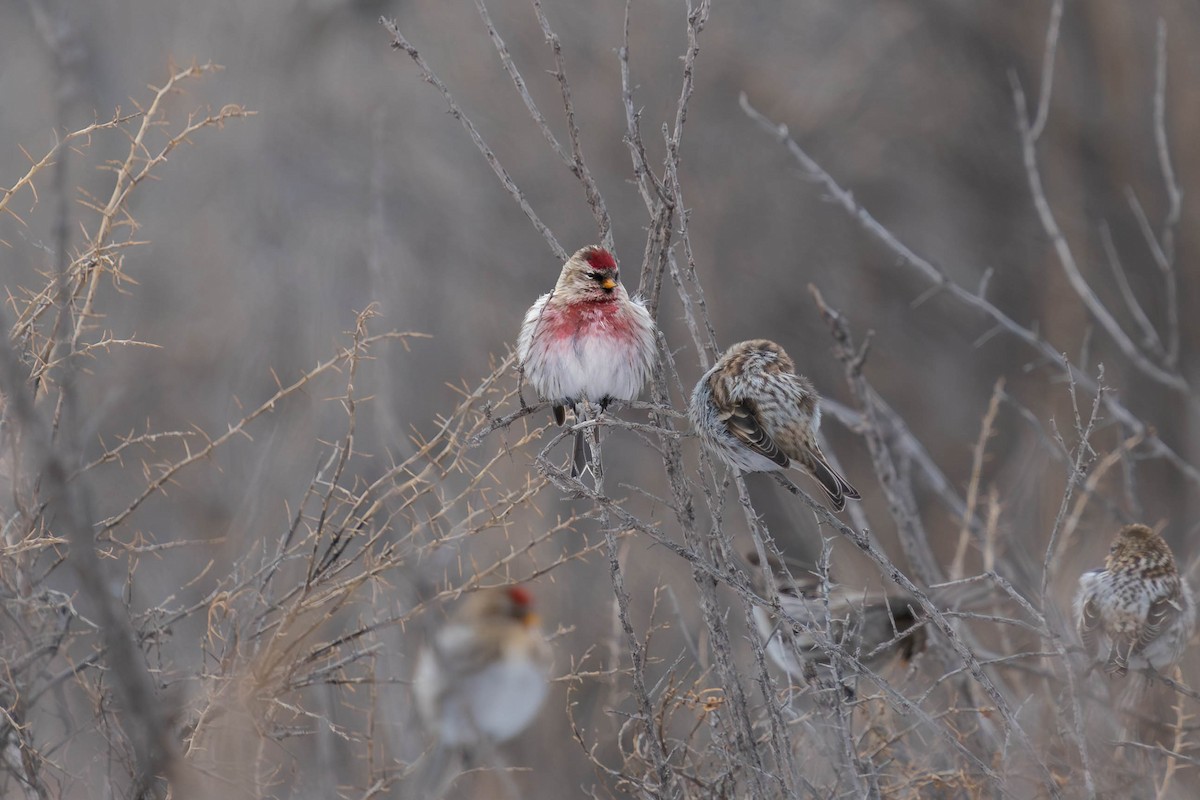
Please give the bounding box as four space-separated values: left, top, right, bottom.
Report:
1028 0 1064 142
1151 18 1183 367
1013 75 1187 394
380 17 567 262
739 92 1200 488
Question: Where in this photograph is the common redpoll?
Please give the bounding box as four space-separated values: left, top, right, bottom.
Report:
1075 524 1195 678
517 246 657 474
413 585 552 746
746 551 925 686
690 339 859 510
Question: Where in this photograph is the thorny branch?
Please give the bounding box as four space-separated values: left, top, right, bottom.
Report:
1 5 1196 799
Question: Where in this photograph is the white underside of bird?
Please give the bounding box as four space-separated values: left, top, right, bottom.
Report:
1075 568 1195 673
414 622 550 746
691 373 823 474
517 292 656 408
750 583 924 686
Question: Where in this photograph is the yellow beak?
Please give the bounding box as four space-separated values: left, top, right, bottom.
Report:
600 277 617 290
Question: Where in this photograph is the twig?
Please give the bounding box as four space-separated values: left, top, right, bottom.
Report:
806 286 1063 797
1098 222 1164 357
1028 0 1064 142
530 0 613 249
1040 359 1105 601
1013 74 1188 395
1151 19 1182 367
950 378 1004 581
380 17 567 262
738 92 1200 487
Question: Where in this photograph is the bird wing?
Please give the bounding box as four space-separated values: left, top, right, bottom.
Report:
798 445 860 511
431 625 508 692
720 400 789 468
1136 589 1183 656
1074 573 1104 659
1079 600 1104 662
516 292 551 366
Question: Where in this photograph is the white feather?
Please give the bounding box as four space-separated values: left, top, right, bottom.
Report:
414 622 550 746
1074 568 1196 672
518 291 656 407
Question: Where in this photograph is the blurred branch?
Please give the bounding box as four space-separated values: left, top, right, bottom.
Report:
619 0 665 213
100 328 427 535
0 312 181 795
822 396 979 535
530 0 613 250
1055 429 1145 568
807 285 1063 796
1040 360 1103 601
738 92 1200 487
1012 74 1189 395
1151 19 1182 367
807 286 943 588
1028 0 1063 142
1098 222 1164 357
950 378 1004 582
380 17 568 263
472 0 614 250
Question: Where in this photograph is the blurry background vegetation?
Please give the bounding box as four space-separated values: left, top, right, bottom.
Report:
2 0 1199 796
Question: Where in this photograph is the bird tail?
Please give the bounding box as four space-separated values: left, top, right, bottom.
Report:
889 605 928 662
571 429 591 479
1115 671 1175 750
803 449 860 512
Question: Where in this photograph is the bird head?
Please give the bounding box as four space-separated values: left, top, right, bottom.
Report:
555 245 622 303
459 584 541 629
725 339 798 377
503 584 540 628
1107 523 1177 576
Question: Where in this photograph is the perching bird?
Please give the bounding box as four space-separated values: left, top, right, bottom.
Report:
517 245 657 475
746 550 925 688
413 585 552 747
1075 524 1196 745
1075 524 1195 678
689 339 859 510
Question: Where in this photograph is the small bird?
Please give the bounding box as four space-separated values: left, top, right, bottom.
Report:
413 585 552 747
689 339 859 510
517 246 657 475
745 551 925 687
1075 524 1195 679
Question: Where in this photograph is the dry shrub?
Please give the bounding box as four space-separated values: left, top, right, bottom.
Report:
2 2 1199 798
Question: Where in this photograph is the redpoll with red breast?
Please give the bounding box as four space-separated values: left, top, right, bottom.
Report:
517 246 657 475
413 585 552 747
690 339 859 510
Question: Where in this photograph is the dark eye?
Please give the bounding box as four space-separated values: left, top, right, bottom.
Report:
588 271 604 282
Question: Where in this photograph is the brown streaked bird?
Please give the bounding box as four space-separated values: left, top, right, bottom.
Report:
413 585 552 746
745 551 925 687
689 339 859 510
1074 524 1195 678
